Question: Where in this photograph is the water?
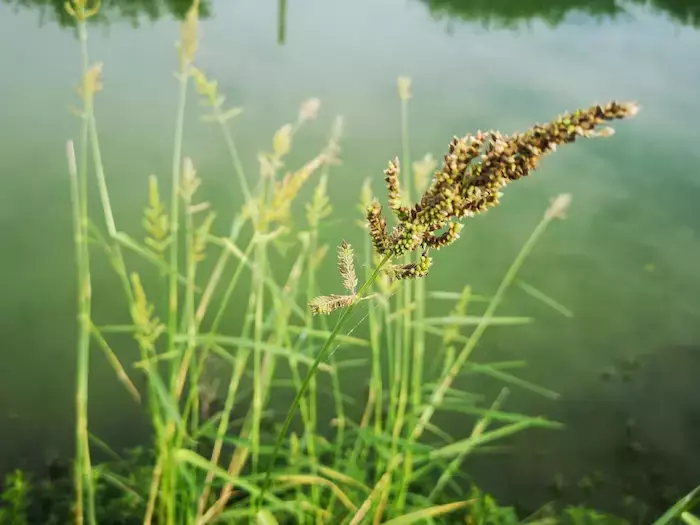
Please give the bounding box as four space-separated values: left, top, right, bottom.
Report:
1 0 699 516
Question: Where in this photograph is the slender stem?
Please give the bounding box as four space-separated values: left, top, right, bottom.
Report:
168 70 189 379
258 254 392 508
251 236 267 475
395 92 413 511
73 16 97 525
304 228 321 518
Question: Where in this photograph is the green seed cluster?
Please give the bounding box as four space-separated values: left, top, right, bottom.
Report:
366 101 638 280
389 253 433 280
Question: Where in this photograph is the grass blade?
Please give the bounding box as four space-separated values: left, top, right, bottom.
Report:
517 280 574 318
420 316 533 326
653 486 700 525
382 500 472 524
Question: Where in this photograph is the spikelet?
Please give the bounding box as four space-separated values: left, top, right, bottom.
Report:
423 222 463 250
180 157 201 201
272 124 293 159
143 175 171 255
178 0 200 70
75 62 103 103
308 241 358 314
366 202 388 255
298 98 321 124
309 294 355 315
337 241 357 294
130 273 164 350
267 140 335 225
545 193 572 220
192 212 215 263
387 253 432 280
384 158 410 220
306 174 332 228
191 67 242 123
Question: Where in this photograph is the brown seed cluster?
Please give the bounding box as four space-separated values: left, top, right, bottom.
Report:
367 101 639 279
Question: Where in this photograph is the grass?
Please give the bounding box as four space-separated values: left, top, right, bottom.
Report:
4 1 689 524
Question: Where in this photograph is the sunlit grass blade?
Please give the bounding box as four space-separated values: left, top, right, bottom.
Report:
465 364 561 400
175 450 290 510
200 336 334 372
286 325 369 347
382 500 473 524
427 290 490 302
682 513 700 525
420 316 533 326
256 509 280 525
90 324 141 403
274 475 357 512
429 420 562 460
517 280 574 318
653 486 700 525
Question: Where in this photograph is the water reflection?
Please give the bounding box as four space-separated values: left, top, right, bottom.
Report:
4 0 700 29
420 0 700 28
1 0 212 27
278 0 286 44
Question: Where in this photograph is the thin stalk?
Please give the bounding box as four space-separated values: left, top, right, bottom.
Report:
258 254 392 509
396 85 414 512
68 136 94 525
251 232 268 477
167 68 189 381
73 15 97 525
367 237 383 445
304 225 322 520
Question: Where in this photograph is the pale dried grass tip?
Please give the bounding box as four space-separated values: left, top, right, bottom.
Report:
397 76 412 101
545 193 572 220
298 98 321 123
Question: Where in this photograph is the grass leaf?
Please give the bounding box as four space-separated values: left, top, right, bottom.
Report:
382 500 473 524
517 280 574 318
653 486 700 524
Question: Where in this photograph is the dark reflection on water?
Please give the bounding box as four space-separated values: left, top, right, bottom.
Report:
1 0 213 27
4 0 700 29
420 0 700 28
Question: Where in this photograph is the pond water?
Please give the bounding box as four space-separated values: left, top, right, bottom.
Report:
1 0 700 518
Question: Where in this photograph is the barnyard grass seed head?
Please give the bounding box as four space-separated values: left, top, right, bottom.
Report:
310 101 639 314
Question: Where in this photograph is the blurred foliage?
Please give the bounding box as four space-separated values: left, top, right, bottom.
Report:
420 0 700 29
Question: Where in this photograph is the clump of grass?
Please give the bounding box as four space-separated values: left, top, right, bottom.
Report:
56 0 653 523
